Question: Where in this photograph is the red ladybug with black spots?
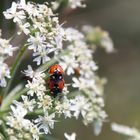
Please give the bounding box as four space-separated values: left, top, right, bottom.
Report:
48 64 65 97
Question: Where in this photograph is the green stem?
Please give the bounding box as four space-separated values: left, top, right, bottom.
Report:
27 109 43 117
67 90 81 98
3 44 28 98
1 87 28 111
0 109 10 116
37 57 57 72
1 122 9 140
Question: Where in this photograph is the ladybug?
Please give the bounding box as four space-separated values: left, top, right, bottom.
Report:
48 64 65 97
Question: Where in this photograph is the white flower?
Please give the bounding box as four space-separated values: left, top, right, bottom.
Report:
72 77 95 91
24 2 41 19
32 21 47 33
3 2 25 23
33 47 55 65
55 97 72 118
93 119 103 136
100 34 114 53
111 123 140 139
54 25 65 50
23 65 45 83
35 111 56 134
51 1 60 11
70 95 92 119
26 79 46 97
7 105 31 130
60 55 79 75
64 133 77 140
65 28 84 42
82 25 115 53
13 95 35 112
18 0 27 10
67 42 91 59
29 123 40 140
79 60 98 78
82 109 95 125
62 86 70 96
62 99 72 118
25 2 52 20
68 0 86 9
17 22 30 35
27 32 46 52
23 65 34 78
0 38 17 57
37 4 53 17
37 95 52 111
0 62 11 87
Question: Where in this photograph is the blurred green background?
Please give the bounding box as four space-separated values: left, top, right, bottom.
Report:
1 0 140 139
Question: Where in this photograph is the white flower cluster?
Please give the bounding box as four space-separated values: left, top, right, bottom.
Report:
111 123 140 140
4 0 64 66
82 25 115 53
68 0 86 9
0 0 114 139
0 32 17 87
5 48 107 139
59 27 107 135
5 66 73 139
51 0 86 10
5 66 53 139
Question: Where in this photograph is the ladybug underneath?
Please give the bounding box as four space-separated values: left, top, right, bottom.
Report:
48 64 65 97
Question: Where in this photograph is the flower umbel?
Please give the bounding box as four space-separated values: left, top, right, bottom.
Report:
0 0 115 140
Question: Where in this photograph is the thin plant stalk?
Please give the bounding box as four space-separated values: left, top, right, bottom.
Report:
3 44 28 98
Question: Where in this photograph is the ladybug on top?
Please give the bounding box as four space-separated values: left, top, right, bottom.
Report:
48 64 65 97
